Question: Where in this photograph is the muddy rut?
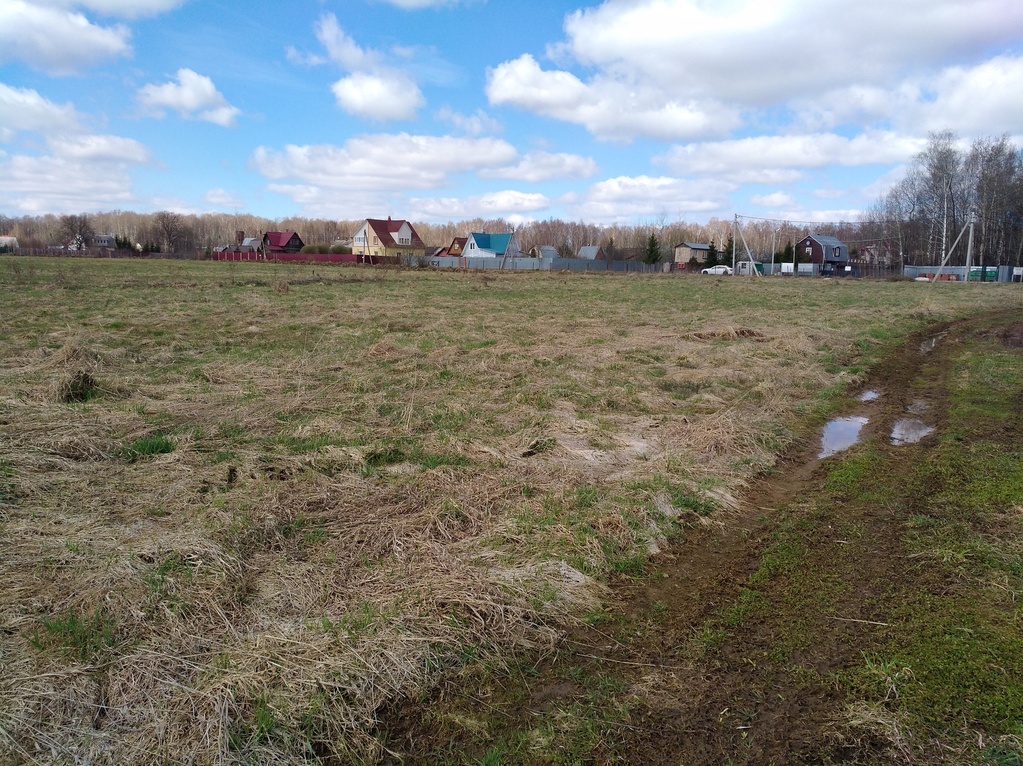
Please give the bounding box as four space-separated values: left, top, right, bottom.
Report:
380 311 1023 765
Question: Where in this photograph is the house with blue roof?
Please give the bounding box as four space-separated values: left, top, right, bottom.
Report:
465 232 521 258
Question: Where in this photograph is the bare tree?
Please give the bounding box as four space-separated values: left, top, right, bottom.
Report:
58 214 95 250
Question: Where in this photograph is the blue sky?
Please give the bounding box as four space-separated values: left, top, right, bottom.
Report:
2 0 1023 225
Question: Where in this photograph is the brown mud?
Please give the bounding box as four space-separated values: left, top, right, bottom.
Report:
377 311 1023 765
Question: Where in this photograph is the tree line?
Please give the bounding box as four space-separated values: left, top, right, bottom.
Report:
0 210 741 262
862 131 1023 267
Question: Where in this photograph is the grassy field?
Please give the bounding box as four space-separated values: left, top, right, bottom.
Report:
1 256 1022 764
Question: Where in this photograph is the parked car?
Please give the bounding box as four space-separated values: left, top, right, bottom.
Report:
701 265 733 275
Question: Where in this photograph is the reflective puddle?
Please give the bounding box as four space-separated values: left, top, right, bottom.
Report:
891 419 934 445
820 416 869 458
858 390 880 402
920 333 947 354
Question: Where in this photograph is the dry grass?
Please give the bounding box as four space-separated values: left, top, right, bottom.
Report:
2 257 1021 764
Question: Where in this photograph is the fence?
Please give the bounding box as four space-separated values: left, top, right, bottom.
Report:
419 256 670 273
902 265 1017 283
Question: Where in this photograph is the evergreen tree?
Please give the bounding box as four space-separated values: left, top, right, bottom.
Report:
706 241 719 268
644 233 662 264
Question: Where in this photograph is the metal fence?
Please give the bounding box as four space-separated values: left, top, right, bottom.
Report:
419 256 670 273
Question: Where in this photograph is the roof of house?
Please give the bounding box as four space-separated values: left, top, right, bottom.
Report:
537 245 559 258
676 242 711 251
366 218 425 248
263 231 302 249
804 234 847 249
577 245 602 259
470 232 514 255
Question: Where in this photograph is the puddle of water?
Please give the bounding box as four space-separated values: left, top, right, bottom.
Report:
891 419 935 445
907 400 929 415
858 390 880 402
820 416 869 458
920 332 948 354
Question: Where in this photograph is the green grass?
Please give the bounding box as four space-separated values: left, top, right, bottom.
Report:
121 433 176 461
33 609 118 662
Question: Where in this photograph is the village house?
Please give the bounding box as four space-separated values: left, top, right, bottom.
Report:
464 232 521 258
577 245 605 260
262 231 305 255
796 234 850 274
437 236 468 257
674 242 711 264
353 218 426 259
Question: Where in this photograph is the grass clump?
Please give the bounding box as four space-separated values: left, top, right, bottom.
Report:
33 609 118 663
121 432 175 461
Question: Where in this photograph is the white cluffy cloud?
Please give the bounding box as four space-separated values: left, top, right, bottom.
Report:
138 69 241 127
0 84 150 213
481 151 598 183
0 0 187 74
656 132 926 184
252 133 519 192
410 190 552 222
487 54 737 142
436 107 502 137
573 175 735 223
379 0 470 7
488 0 1023 145
0 1 130 74
302 13 425 122
39 0 186 17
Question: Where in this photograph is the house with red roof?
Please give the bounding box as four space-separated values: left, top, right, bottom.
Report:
353 218 426 259
262 231 304 254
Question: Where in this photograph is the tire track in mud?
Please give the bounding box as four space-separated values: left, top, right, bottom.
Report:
590 311 1018 765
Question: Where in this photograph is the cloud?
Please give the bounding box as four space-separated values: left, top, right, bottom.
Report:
378 0 472 7
301 13 426 122
911 55 1023 136
410 190 552 221
0 83 150 213
252 133 518 193
0 151 141 213
138 69 241 127
314 13 378 70
486 54 737 141
481 151 598 182
436 107 502 137
656 132 926 183
47 134 149 163
203 188 245 209
560 0 1023 107
573 175 735 223
488 0 1023 150
332 72 425 121
0 83 82 139
751 191 798 208
41 0 187 18
0 1 130 74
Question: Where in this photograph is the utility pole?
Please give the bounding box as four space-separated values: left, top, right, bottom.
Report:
965 212 976 281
